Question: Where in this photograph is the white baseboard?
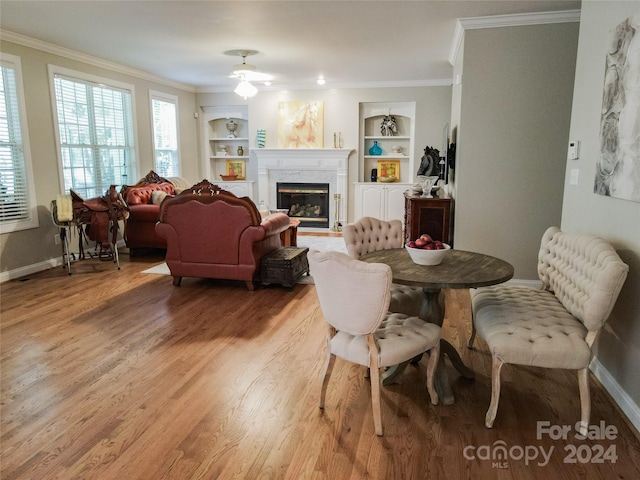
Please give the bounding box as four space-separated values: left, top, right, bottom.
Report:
1 240 126 283
0 257 63 283
590 356 640 434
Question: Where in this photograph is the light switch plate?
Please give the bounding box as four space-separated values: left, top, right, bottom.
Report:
570 168 580 185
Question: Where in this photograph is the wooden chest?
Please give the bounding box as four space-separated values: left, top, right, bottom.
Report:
261 247 310 289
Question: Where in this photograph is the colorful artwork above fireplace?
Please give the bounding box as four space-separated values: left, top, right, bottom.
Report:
277 101 324 148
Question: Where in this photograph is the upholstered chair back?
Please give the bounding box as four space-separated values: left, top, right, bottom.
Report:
537 226 629 331
125 182 175 205
343 217 404 259
308 250 392 335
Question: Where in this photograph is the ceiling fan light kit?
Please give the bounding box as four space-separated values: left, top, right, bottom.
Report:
225 49 270 98
234 78 258 99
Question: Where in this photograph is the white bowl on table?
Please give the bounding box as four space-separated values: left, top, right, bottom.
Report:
405 243 451 265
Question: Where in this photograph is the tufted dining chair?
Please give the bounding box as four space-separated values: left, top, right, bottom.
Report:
343 217 425 317
308 249 441 436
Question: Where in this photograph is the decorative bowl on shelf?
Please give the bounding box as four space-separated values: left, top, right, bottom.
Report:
220 174 238 181
378 176 397 183
405 243 451 265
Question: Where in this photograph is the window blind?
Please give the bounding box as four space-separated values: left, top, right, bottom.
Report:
0 63 31 226
53 74 136 198
151 94 179 177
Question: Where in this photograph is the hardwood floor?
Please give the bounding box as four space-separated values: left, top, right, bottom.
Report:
2 252 639 479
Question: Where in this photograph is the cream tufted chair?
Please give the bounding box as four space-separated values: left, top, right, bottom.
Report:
308 249 441 436
469 227 628 434
343 217 424 317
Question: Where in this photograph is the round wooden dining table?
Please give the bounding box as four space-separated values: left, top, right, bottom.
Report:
360 247 514 405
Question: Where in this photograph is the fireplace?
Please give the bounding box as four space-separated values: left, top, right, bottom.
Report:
253 148 353 230
277 182 329 228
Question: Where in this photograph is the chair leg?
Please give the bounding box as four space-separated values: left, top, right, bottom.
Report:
426 342 440 405
370 365 383 436
245 280 255 291
319 352 336 409
467 321 477 349
367 334 383 436
485 356 504 428
577 367 591 436
172 276 182 286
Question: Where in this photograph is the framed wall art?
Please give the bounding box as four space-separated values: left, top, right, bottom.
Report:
277 101 324 148
595 12 640 203
225 159 246 180
377 160 400 182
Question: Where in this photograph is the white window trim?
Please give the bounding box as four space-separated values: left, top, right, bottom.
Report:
149 89 180 177
47 64 140 193
0 53 38 233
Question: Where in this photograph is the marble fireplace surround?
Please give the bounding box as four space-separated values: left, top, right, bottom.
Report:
253 149 354 229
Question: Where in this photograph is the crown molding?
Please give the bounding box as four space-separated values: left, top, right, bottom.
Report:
0 30 196 93
197 78 453 94
448 9 581 65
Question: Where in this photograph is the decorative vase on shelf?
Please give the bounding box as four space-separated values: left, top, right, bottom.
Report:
225 119 238 138
368 141 382 156
237 146 244 156
257 129 266 148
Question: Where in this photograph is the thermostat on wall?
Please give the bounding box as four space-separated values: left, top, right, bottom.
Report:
568 141 580 160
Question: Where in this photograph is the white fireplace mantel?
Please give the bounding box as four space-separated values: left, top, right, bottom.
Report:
253 148 354 228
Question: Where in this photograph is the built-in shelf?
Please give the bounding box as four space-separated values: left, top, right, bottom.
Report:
200 105 251 196
364 135 411 140
359 102 416 183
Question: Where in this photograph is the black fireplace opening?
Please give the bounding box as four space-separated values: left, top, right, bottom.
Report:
277 182 330 228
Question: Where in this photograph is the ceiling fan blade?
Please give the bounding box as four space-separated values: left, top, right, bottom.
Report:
229 71 273 82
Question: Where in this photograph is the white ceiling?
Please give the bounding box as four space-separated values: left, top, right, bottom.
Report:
0 1 581 92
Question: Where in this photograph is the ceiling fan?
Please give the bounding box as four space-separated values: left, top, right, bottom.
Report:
225 49 273 98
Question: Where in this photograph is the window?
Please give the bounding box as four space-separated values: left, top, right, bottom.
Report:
150 91 180 177
0 53 38 233
50 66 136 199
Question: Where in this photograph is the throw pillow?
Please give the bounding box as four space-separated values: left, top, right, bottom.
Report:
151 190 168 205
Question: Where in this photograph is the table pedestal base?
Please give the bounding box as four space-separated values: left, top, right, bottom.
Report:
381 288 475 405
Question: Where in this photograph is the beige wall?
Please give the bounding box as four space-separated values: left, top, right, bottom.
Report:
453 22 579 279
196 87 452 222
0 40 198 275
562 1 640 426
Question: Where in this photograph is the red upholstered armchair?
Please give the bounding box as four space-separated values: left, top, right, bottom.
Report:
155 180 291 290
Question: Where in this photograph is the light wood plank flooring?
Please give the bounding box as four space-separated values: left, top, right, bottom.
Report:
1 251 639 479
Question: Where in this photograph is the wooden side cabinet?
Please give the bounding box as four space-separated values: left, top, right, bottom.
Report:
404 192 454 246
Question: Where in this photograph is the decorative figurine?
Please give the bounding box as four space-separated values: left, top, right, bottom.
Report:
417 146 440 177
380 115 398 136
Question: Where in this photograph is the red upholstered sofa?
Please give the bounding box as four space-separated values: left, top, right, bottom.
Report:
121 171 176 255
155 180 291 290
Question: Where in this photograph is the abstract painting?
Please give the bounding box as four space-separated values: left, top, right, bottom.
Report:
277 101 324 148
595 13 640 203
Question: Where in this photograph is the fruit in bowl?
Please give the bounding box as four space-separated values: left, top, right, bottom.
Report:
405 234 450 265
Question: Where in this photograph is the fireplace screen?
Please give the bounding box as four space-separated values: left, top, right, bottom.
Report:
277 182 329 228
